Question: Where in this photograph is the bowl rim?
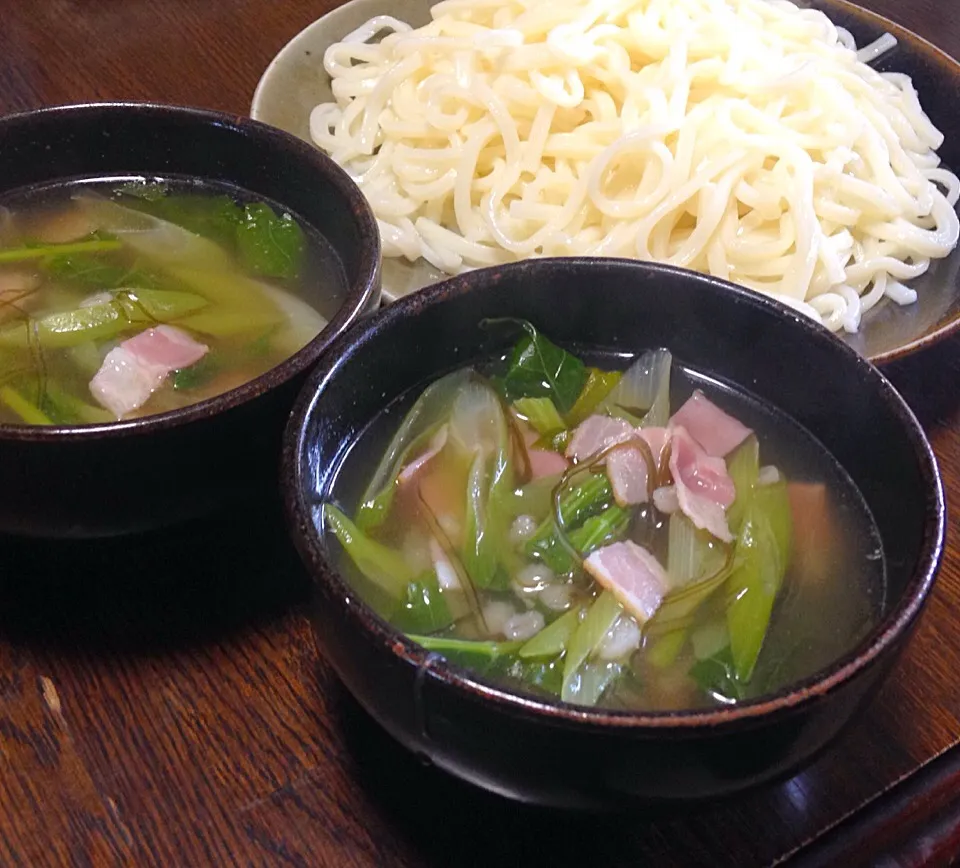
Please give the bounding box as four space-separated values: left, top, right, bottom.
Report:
284 256 946 731
0 100 381 440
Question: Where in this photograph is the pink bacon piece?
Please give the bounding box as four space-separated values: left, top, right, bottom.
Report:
584 540 670 624
528 449 570 479
669 426 737 542
90 325 209 418
565 415 634 463
398 426 449 486
605 427 670 507
669 390 752 458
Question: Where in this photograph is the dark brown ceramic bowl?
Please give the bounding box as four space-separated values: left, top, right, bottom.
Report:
284 258 945 808
0 102 380 538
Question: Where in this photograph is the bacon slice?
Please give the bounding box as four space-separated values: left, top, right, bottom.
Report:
584 540 670 624
528 448 570 479
607 447 650 506
604 427 670 507
398 426 448 486
669 426 736 542
90 325 208 418
670 391 752 458
565 415 634 462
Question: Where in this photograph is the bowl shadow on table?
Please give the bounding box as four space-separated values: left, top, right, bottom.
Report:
880 335 960 431
324 671 911 867
0 497 311 655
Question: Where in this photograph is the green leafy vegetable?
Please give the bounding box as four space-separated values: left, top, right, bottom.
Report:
524 473 613 571
491 319 587 412
117 186 306 280
43 254 164 290
120 288 209 321
172 353 220 391
235 203 306 280
689 647 747 703
120 190 243 249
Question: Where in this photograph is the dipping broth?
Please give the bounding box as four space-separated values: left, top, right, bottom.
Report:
0 177 346 424
325 322 886 712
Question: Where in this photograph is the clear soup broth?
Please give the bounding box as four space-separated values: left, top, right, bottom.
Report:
0 176 346 425
326 326 886 712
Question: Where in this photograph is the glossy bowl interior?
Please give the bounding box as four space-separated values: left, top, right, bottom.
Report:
0 102 381 537
284 258 944 808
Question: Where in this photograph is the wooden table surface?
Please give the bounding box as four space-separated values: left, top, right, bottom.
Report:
1 1 959 865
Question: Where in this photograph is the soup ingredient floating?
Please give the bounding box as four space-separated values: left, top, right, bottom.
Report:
311 0 960 334
0 180 329 425
324 321 885 711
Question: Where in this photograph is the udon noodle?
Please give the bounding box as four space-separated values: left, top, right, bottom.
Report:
310 0 960 332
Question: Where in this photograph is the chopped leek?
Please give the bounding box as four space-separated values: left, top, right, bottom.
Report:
512 396 565 437
598 349 672 427
355 369 472 531
0 237 122 264
324 503 415 598
565 368 622 426
518 606 584 659
0 385 52 425
725 480 792 681
561 590 623 702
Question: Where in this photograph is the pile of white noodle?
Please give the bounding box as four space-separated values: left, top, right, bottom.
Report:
310 0 960 332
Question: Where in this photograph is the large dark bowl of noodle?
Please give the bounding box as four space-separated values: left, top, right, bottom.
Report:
283 256 943 807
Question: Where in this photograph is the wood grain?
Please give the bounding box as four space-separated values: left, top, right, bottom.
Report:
0 1 959 865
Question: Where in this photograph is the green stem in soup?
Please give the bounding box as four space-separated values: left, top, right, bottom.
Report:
518 605 584 660
407 635 525 670
455 380 516 590
565 367 622 427
0 384 52 425
725 480 792 681
561 589 624 703
0 237 122 264
392 572 454 634
324 503 417 598
0 289 209 350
